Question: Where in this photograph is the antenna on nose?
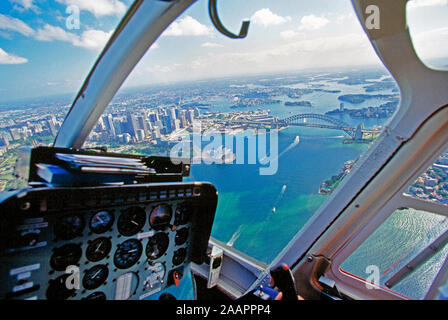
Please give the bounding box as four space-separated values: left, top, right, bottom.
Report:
208 0 250 39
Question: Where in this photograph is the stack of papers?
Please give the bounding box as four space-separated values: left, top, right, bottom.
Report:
55 153 155 175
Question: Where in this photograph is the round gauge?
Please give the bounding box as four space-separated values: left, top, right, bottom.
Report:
83 291 106 300
144 262 166 290
145 232 169 260
89 211 114 234
115 272 139 300
114 239 143 269
54 215 84 240
149 204 172 231
82 265 109 290
172 248 187 266
174 203 193 226
117 207 146 236
46 274 76 300
175 228 189 246
86 237 112 262
50 243 82 271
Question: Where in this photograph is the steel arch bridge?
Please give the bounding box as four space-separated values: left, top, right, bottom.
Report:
279 113 356 137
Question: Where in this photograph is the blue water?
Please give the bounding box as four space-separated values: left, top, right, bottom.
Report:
189 129 368 263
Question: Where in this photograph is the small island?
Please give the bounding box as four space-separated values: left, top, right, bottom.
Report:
338 94 399 104
285 101 313 107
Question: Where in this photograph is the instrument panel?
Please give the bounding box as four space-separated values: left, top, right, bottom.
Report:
0 182 217 300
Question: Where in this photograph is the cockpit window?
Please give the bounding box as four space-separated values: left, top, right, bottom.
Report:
341 207 448 300
80 1 404 263
407 0 448 69
404 149 448 206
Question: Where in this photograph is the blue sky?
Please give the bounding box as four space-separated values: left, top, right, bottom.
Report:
0 0 447 103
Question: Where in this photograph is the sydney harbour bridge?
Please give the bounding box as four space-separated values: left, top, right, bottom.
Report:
230 113 381 139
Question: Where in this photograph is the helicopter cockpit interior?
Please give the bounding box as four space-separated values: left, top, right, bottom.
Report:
0 0 447 301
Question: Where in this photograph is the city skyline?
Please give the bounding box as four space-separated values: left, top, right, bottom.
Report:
0 0 447 103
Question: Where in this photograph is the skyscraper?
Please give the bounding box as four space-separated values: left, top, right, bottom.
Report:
126 112 141 138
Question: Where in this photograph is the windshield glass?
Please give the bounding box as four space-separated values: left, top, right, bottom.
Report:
81 0 402 265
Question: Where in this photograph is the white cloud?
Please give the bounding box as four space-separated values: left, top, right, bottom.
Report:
0 47 28 64
408 0 448 9
251 8 291 27
35 24 76 42
201 42 223 48
55 0 127 17
298 15 330 31
9 0 37 12
9 0 40 12
35 24 112 50
164 16 212 37
280 30 301 40
73 29 112 50
0 14 35 37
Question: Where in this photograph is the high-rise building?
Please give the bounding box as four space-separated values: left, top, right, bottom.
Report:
187 109 195 124
179 110 188 128
161 115 173 134
113 119 123 135
153 126 161 139
137 116 149 137
103 114 116 136
46 118 58 136
169 108 177 121
173 119 181 131
136 129 145 142
126 112 141 138
148 112 159 124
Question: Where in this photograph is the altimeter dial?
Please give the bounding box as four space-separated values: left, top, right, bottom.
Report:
114 239 142 269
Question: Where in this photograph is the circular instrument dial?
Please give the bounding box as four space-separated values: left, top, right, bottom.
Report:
172 248 187 266
174 202 192 226
175 228 189 246
89 211 114 234
82 264 109 290
54 215 84 240
149 204 172 231
114 239 142 269
117 207 146 236
145 232 169 260
86 237 112 262
50 243 82 271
